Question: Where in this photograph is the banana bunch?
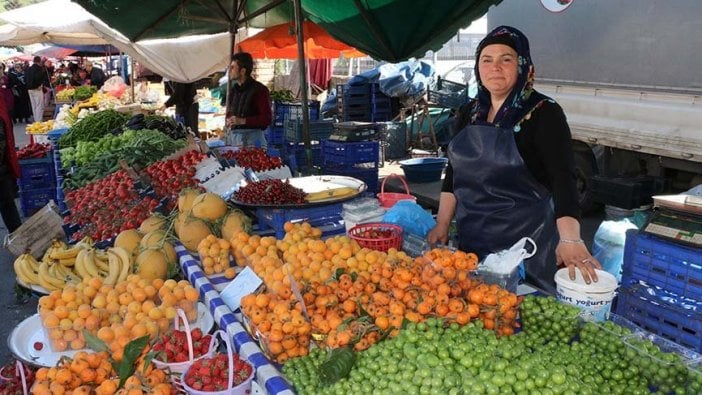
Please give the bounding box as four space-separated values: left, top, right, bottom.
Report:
26 120 55 134
44 237 93 267
14 252 80 292
74 246 131 286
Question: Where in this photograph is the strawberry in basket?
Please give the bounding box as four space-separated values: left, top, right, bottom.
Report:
184 353 253 392
153 328 213 363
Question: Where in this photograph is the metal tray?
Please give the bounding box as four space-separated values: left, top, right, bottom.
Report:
230 175 367 208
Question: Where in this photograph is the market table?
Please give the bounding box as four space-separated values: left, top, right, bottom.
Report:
176 243 294 395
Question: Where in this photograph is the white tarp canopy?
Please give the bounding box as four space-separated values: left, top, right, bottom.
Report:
0 0 229 82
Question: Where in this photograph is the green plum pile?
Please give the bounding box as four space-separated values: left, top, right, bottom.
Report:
283 298 700 395
520 295 582 344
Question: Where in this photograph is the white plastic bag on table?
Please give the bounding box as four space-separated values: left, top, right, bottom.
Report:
481 237 537 275
592 219 637 281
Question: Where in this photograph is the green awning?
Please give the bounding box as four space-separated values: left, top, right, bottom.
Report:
74 0 500 62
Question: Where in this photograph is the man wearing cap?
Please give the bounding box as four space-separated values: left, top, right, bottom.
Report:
85 61 106 89
25 56 48 123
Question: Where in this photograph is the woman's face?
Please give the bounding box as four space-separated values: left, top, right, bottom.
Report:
478 44 519 99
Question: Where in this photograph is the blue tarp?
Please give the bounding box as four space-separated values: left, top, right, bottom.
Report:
347 59 435 98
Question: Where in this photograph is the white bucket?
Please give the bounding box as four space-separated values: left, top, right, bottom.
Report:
554 268 618 321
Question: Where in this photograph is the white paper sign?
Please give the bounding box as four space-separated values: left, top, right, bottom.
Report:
219 266 263 311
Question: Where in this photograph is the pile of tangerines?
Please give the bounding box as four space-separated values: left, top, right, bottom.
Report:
235 222 521 363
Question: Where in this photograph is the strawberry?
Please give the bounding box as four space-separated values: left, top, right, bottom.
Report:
191 328 203 341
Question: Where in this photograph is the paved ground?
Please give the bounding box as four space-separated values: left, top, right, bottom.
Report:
0 124 605 367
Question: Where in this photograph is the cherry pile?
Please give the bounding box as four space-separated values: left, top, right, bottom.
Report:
17 143 52 160
233 179 307 205
144 150 206 211
230 147 283 172
64 170 160 241
152 327 213 363
184 353 253 392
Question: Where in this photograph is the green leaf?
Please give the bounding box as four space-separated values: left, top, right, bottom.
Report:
116 335 150 389
82 330 109 353
350 272 358 282
332 268 345 281
142 350 158 375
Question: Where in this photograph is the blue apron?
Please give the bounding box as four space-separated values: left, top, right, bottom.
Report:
448 124 558 294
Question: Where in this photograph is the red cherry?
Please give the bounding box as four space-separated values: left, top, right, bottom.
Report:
33 342 44 351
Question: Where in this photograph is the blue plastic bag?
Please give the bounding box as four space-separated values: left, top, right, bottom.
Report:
382 200 436 238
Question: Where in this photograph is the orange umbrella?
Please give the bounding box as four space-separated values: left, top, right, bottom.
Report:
237 21 365 59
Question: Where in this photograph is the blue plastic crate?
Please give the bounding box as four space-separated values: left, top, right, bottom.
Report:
337 84 371 98
272 101 320 128
265 126 286 146
322 164 379 193
371 110 392 123
323 141 379 166
18 157 56 190
256 203 343 239
615 284 702 352
284 143 323 173
47 128 68 146
19 187 55 217
621 230 702 299
284 119 335 143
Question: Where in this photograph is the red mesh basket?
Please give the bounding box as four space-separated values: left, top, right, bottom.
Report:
377 173 416 208
348 223 403 252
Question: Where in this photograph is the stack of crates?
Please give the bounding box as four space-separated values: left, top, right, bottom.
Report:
268 101 320 146
337 83 392 122
321 140 380 193
48 128 69 213
282 119 335 173
17 153 56 217
615 229 702 352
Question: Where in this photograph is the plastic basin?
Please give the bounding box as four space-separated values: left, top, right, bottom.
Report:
399 157 448 183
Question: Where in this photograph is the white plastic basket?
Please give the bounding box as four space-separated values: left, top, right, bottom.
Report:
152 309 217 375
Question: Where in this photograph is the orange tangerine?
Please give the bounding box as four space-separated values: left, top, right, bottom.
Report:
97 327 115 343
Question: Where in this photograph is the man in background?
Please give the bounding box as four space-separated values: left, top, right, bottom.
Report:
25 56 47 123
85 61 106 89
225 52 272 148
161 81 199 135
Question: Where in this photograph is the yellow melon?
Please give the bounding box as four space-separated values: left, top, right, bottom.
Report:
178 218 213 251
190 192 228 221
139 214 167 233
221 209 252 241
173 211 189 237
114 229 143 258
178 188 201 214
160 241 177 265
140 229 168 250
135 249 169 281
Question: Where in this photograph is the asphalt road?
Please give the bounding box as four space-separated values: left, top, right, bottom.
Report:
0 123 606 366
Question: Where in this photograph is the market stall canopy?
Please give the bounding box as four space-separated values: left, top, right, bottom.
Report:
34 44 122 59
74 0 501 62
0 0 230 82
237 21 364 59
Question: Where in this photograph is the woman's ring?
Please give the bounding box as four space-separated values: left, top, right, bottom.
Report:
581 258 590 263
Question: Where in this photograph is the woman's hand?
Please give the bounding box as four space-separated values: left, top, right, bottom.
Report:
427 223 449 246
555 241 602 284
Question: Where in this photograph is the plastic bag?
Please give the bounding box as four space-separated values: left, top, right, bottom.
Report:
592 219 638 281
101 76 127 98
382 200 435 238
481 237 537 275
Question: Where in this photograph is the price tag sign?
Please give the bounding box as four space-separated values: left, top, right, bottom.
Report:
219 266 263 311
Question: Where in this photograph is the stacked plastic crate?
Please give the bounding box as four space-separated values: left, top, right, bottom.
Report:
17 152 56 217
48 128 69 213
337 83 392 122
615 229 702 353
255 203 346 240
282 118 335 174
267 101 320 147
321 139 380 194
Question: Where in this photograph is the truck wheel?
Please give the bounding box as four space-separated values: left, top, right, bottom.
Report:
574 150 600 215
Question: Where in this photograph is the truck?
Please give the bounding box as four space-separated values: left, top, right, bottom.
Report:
488 0 702 213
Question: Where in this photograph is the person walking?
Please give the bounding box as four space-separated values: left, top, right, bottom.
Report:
161 81 199 135
0 93 22 232
225 52 272 148
8 63 31 123
25 56 48 123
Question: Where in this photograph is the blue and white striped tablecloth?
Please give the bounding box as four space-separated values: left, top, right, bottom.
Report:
175 243 294 395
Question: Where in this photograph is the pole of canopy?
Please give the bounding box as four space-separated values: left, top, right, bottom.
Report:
226 0 238 122
293 0 311 173
130 57 135 103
